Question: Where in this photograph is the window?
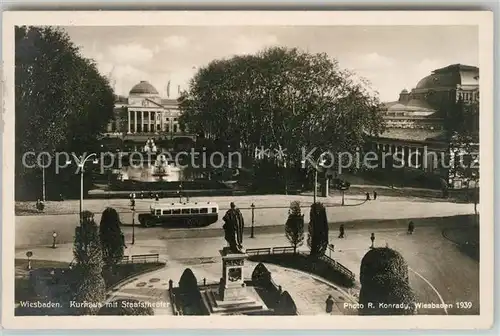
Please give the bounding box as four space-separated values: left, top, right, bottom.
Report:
163 209 172 215
211 208 217 213
172 209 181 215
155 210 161 216
182 209 190 214
191 208 200 214
173 124 178 133
200 208 208 214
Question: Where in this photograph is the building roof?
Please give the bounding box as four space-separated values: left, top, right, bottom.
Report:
415 64 479 90
378 128 446 142
130 81 159 95
161 98 180 106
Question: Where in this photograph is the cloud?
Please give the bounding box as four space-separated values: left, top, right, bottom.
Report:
108 43 155 65
349 52 395 70
163 35 189 49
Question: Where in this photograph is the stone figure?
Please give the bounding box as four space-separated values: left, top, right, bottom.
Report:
222 202 245 253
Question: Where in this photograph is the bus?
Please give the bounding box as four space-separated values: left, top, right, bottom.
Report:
137 202 219 227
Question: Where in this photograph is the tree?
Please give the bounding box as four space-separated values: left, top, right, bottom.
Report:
285 201 305 254
72 211 106 315
15 26 115 200
307 202 329 257
179 47 384 182
444 96 479 216
99 207 126 269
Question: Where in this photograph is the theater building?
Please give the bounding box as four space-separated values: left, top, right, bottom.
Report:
373 64 479 189
106 81 195 143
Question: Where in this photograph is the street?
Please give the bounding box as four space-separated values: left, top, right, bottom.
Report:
16 219 479 316
14 194 475 247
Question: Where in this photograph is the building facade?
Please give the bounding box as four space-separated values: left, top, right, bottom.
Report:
373 64 479 189
106 81 194 142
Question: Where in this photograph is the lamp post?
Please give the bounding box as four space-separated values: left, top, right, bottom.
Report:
130 194 136 245
52 231 58 249
72 153 98 222
250 203 255 238
26 251 33 270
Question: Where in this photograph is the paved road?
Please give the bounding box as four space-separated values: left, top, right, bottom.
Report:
15 195 475 247
17 218 478 316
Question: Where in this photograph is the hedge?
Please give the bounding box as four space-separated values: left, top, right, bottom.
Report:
359 247 408 286
359 273 416 315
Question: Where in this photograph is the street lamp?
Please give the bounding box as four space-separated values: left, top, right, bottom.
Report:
68 153 98 222
130 194 136 245
26 251 33 270
52 231 58 249
250 203 255 238
303 155 327 204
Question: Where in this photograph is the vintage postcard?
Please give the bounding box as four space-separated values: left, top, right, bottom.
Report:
1 10 494 330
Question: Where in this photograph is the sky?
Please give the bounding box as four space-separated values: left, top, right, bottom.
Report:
62 25 479 102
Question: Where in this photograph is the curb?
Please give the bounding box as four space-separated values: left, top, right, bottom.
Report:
247 260 359 305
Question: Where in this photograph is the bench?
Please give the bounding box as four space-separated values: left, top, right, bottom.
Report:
271 246 295 254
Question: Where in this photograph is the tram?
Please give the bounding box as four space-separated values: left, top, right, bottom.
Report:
137 202 219 227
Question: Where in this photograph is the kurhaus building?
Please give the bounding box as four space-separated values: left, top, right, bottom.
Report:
106 81 195 142
373 64 479 189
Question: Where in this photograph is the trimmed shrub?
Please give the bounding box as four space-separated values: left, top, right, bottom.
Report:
99 207 126 268
73 272 106 315
285 201 305 253
359 274 416 315
98 299 154 315
251 263 272 285
359 247 408 286
275 291 298 315
307 202 329 257
179 268 198 292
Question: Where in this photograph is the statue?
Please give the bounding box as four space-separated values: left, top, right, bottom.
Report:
222 202 245 253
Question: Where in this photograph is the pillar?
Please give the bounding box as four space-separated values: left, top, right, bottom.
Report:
141 111 144 133
128 110 131 133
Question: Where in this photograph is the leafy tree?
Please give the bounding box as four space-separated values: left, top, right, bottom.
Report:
285 201 305 254
179 47 384 181
307 202 329 257
98 299 155 315
15 26 114 200
72 210 106 315
445 98 479 216
99 207 126 268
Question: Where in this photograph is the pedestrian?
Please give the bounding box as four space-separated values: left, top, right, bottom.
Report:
325 295 334 313
338 224 345 238
155 194 159 202
373 191 377 200
366 192 371 201
370 232 375 248
408 221 415 234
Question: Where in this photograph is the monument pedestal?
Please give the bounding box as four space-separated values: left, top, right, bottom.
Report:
199 247 268 315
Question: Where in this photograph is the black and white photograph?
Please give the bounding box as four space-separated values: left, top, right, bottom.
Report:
2 11 494 330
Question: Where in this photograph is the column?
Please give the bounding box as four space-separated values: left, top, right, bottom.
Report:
128 110 131 133
160 111 164 134
141 111 144 133
149 111 152 133
133 111 137 133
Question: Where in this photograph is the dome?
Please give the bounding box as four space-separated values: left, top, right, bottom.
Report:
129 81 159 95
400 89 408 93
415 64 479 90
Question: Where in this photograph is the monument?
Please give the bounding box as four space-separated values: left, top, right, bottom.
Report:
199 202 268 314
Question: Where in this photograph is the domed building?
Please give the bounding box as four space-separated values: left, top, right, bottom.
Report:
374 64 479 189
107 81 195 143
